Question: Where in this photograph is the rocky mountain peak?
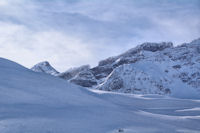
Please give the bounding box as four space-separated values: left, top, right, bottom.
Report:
31 61 59 75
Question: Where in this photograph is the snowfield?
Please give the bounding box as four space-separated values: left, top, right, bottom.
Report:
0 57 200 133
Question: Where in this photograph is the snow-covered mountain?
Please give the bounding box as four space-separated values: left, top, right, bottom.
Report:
95 38 200 98
31 61 59 76
1 57 200 133
32 38 200 98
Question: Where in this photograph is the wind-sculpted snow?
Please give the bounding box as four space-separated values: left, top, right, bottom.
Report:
0 57 200 133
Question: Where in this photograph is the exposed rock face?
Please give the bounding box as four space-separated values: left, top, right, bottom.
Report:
70 70 97 87
31 38 200 96
31 61 59 76
137 42 173 52
91 66 113 79
57 65 97 87
57 65 90 80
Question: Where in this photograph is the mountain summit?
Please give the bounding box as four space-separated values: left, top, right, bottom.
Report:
31 61 59 76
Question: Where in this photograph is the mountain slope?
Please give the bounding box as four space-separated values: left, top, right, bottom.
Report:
0 57 200 133
96 39 200 98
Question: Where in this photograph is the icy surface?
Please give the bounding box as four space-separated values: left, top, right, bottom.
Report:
0 57 200 133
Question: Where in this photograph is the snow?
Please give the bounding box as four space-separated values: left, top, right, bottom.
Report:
98 60 200 98
0 57 200 133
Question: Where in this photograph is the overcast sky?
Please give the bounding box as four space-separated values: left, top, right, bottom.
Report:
0 0 199 71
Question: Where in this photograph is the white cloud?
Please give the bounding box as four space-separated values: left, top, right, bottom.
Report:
0 22 96 71
0 0 8 6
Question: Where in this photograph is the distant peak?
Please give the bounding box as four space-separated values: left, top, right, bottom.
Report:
36 61 50 66
31 61 59 75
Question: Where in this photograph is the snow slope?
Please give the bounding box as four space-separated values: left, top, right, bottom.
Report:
1 57 200 133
